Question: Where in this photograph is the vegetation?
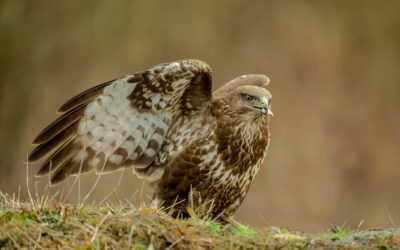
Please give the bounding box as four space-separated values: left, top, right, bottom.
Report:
1 192 399 249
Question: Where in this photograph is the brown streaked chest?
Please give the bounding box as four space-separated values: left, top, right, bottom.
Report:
215 115 270 175
205 116 270 201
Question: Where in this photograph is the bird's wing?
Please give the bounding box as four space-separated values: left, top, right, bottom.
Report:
27 59 212 185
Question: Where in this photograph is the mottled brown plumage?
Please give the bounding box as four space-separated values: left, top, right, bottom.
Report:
28 59 273 222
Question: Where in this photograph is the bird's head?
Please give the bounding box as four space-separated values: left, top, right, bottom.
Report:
235 86 273 116
212 74 273 120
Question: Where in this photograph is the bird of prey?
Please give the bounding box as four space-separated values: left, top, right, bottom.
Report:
27 59 273 222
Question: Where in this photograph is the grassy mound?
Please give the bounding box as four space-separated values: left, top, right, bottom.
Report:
1 193 399 249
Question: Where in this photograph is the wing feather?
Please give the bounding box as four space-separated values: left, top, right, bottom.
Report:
28 122 78 162
32 102 86 145
36 138 77 176
28 59 212 185
50 158 77 184
57 80 113 113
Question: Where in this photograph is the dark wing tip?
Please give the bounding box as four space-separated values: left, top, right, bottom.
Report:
50 171 67 185
32 104 84 145
49 159 81 185
57 80 113 113
36 162 51 177
27 147 42 163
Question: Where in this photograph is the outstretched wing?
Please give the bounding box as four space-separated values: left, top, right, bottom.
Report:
27 59 212 184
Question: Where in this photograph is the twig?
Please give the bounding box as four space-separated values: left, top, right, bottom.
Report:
97 190 115 206
166 236 185 250
258 214 270 227
128 225 135 243
25 158 36 207
386 210 396 227
356 219 364 231
33 228 43 250
116 168 125 189
80 174 102 208
90 214 111 242
139 179 146 204
6 232 20 248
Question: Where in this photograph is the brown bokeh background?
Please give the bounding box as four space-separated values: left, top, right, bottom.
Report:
1 1 399 232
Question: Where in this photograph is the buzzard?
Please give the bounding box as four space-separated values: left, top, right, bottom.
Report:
27 59 273 222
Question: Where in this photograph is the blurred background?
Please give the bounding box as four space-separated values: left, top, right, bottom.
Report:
1 0 399 232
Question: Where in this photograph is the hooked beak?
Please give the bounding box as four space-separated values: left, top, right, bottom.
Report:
258 97 273 116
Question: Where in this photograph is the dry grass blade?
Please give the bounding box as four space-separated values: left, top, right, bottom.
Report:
11 223 43 250
166 236 185 250
90 214 110 243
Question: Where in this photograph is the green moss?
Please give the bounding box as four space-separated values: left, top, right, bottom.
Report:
206 223 221 234
319 226 350 240
1 210 39 223
154 222 164 228
135 242 147 250
280 227 291 233
76 245 94 250
377 242 389 249
234 227 256 236
108 221 130 238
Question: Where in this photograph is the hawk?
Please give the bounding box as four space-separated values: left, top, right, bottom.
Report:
27 59 273 222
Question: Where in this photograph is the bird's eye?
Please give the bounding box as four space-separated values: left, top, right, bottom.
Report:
241 94 255 102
